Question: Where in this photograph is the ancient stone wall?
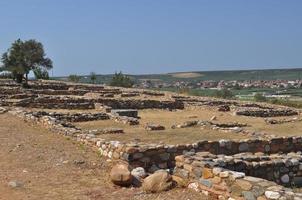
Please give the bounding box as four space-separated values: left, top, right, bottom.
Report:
95 98 184 110
173 152 302 199
30 111 110 122
236 109 298 117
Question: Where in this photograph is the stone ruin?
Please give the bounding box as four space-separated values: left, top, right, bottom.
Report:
2 80 302 199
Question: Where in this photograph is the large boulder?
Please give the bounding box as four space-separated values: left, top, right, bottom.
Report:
142 170 173 193
110 163 133 186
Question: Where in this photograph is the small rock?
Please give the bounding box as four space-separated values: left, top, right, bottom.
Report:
73 160 85 165
202 168 214 179
265 191 281 199
219 171 229 178
8 180 23 188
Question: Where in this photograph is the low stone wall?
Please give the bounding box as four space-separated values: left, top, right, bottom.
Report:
95 98 184 110
176 152 302 186
29 89 89 96
236 109 298 117
30 111 110 122
95 137 302 173
14 96 95 109
173 152 302 199
13 96 184 110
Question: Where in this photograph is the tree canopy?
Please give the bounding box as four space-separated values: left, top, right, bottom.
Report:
1 39 53 83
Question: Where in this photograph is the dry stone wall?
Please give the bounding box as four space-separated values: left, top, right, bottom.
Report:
174 152 302 199
236 109 298 117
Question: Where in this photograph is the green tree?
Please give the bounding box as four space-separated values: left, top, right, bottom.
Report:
68 74 80 83
1 39 53 84
110 71 133 88
90 72 97 84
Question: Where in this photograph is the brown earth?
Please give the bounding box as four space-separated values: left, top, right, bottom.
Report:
0 113 206 200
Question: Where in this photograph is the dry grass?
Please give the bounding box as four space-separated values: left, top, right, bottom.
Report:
75 108 250 144
74 107 302 144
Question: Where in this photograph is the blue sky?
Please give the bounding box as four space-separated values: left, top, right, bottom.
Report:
0 0 301 76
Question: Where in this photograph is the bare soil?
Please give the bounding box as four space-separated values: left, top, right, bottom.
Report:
0 113 206 200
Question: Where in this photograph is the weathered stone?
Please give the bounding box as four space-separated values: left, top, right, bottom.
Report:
264 191 280 199
202 168 214 179
242 191 256 200
281 174 290 183
199 178 212 188
172 175 187 188
110 164 132 186
235 179 253 191
131 167 146 186
142 170 173 193
219 171 229 178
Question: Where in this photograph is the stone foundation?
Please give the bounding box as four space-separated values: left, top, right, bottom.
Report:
173 152 302 199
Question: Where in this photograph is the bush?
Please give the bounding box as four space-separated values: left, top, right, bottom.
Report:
254 93 267 102
110 72 133 88
68 74 80 83
214 88 234 99
33 68 49 80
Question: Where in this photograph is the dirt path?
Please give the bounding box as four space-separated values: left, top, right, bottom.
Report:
0 113 206 200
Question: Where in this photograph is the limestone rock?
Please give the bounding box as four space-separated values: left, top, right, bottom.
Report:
265 191 280 199
110 163 133 186
142 170 173 193
172 175 187 188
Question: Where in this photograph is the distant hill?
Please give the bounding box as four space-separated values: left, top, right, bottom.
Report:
55 68 302 84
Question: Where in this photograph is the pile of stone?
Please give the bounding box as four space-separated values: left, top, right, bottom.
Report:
173 120 199 128
112 115 139 125
265 117 301 124
120 92 140 97
236 108 298 117
145 123 165 131
174 152 302 199
110 163 173 192
86 128 124 135
173 120 248 134
217 105 231 112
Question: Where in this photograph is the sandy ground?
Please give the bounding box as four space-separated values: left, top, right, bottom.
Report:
0 113 206 200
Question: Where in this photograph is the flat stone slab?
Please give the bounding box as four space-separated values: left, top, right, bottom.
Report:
111 109 138 118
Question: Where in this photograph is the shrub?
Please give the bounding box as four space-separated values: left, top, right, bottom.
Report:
254 93 267 102
110 72 133 88
68 74 80 83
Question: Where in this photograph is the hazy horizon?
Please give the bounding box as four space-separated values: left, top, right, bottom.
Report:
1 0 302 76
